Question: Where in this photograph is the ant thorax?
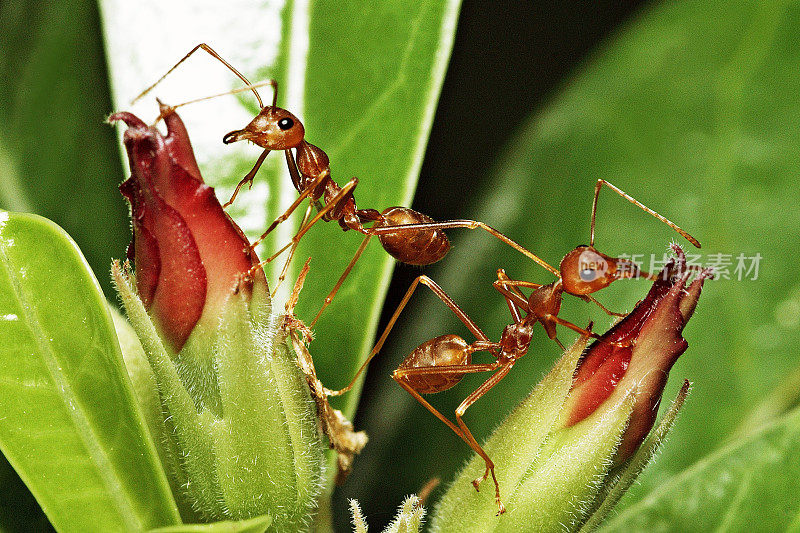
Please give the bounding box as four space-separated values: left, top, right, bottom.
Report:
296 142 330 182
498 322 534 361
527 281 563 318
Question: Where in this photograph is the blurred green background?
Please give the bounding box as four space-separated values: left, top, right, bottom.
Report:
2 0 799 531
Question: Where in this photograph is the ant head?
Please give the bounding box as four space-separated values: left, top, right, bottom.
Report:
559 245 621 296
222 106 305 150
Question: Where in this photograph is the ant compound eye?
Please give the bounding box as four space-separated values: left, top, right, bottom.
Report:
278 118 294 130
579 268 598 282
577 248 608 282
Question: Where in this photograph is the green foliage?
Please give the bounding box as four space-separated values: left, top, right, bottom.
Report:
0 211 180 531
292 0 463 421
99 0 462 426
598 406 800 532
150 515 272 533
0 0 128 296
1 0 462 529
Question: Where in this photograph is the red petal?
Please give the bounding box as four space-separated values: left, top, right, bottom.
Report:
111 108 265 352
161 103 203 183
112 115 205 351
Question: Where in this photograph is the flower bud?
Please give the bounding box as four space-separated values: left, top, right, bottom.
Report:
110 105 263 353
110 106 323 528
431 245 710 532
563 244 711 462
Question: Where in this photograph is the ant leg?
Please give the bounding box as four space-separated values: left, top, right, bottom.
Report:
392 362 509 508
394 377 465 440
310 233 374 327
494 271 543 300
412 276 490 341
579 294 627 318
251 168 331 248
224 148 270 208
283 258 317 383
494 278 542 290
260 177 359 266
491 282 600 345
392 361 501 438
283 257 314 342
495 268 538 293
541 313 602 339
327 275 491 397
132 43 269 108
449 363 513 514
370 220 559 277
495 269 529 318
492 271 543 322
492 279 528 323
285 258 310 316
272 202 315 293
590 179 700 248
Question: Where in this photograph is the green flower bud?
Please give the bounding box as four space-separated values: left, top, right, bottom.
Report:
110 107 324 530
350 496 425 533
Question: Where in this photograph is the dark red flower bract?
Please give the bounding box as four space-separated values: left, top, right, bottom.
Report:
110 105 264 352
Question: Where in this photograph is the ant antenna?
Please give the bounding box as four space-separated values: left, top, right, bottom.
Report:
590 179 701 249
131 43 269 109
155 80 279 116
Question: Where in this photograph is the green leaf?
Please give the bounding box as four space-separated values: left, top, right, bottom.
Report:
0 211 181 530
360 0 800 514
149 515 272 533
0 0 130 296
596 406 800 532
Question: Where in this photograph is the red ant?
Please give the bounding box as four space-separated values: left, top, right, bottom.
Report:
132 43 561 315
326 179 701 515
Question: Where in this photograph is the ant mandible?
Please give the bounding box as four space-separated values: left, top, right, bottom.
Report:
326 179 701 515
132 43 561 309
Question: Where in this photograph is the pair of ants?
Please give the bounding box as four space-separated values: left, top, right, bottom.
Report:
134 44 702 515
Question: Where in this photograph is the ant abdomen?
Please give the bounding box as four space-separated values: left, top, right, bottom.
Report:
377 207 451 265
395 334 470 393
